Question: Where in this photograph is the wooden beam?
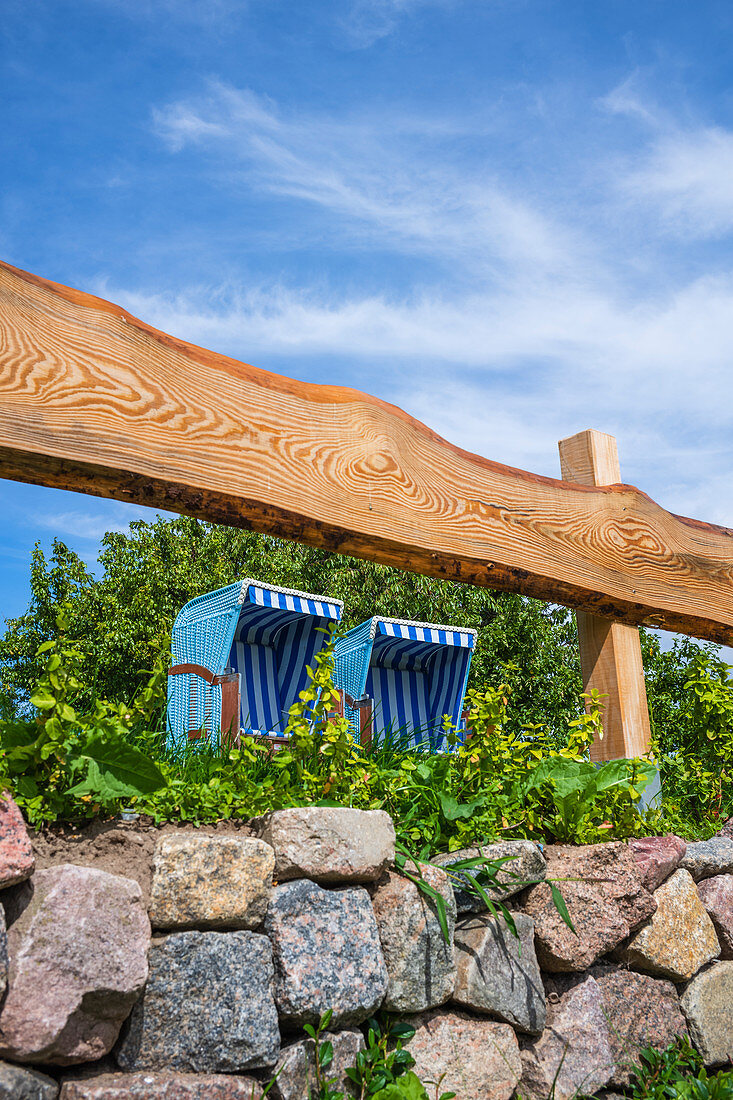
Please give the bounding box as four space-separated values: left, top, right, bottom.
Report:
1 259 733 644
559 430 652 762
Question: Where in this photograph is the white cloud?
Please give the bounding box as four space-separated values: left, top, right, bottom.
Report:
338 0 460 48
603 77 733 238
152 83 585 280
137 80 733 529
622 127 733 237
30 505 160 542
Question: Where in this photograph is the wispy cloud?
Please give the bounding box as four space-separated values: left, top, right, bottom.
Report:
30 505 160 542
153 83 584 281
604 76 733 239
128 80 733 527
622 127 733 237
338 0 460 48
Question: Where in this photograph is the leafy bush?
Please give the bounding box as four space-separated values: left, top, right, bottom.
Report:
0 517 583 739
621 1037 733 1100
0 620 658 849
652 651 733 829
0 612 166 825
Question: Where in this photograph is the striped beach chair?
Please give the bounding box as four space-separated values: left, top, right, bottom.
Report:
333 616 477 750
167 579 343 747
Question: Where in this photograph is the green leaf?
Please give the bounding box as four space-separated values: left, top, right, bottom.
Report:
438 792 485 821
549 882 576 934
372 1071 430 1099
390 1023 416 1041
68 736 166 800
400 868 450 943
29 689 56 711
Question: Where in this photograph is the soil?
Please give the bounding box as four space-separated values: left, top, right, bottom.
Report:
29 816 256 906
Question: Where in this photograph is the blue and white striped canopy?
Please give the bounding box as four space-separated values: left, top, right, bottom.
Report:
334 615 477 749
232 583 342 735
376 620 475 648
248 583 342 620
168 579 342 744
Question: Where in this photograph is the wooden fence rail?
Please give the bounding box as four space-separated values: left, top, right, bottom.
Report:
1 259 732 758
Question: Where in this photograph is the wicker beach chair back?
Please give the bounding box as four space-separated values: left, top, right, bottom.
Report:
167 579 343 746
333 616 476 749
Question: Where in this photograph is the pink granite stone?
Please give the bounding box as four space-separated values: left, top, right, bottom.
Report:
405 1009 521 1100
628 835 687 891
60 1073 263 1098
0 792 34 887
519 975 614 1100
697 875 733 958
0 864 150 1065
522 843 656 972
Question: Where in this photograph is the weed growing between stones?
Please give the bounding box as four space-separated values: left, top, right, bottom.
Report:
281 1020 733 1099
587 1036 733 1100
299 1012 457 1100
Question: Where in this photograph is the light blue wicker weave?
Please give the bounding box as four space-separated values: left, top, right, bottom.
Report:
167 579 343 748
333 616 476 749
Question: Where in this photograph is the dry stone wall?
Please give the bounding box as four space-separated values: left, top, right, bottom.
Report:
0 795 732 1098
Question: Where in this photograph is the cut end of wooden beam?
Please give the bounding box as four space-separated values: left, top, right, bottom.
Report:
559 429 622 488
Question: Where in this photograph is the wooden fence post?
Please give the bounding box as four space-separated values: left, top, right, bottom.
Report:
558 430 652 762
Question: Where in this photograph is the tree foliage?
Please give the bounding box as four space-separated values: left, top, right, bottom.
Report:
0 515 585 738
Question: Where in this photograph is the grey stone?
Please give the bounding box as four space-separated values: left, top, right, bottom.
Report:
452 912 545 1035
0 865 150 1065
267 1029 364 1099
257 807 395 883
265 879 388 1027
433 840 546 914
117 931 279 1073
681 838 733 881
619 869 720 982
0 1060 58 1100
371 863 456 1013
681 960 733 1067
404 1008 521 1100
522 843 656 972
697 875 733 957
589 966 688 1086
519 974 614 1100
149 833 274 931
628 835 687 891
59 1074 263 1099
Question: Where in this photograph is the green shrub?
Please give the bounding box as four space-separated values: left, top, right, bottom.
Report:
622 1037 733 1100
0 620 656 849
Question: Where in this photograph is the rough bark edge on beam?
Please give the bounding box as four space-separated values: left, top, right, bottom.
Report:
3 443 732 646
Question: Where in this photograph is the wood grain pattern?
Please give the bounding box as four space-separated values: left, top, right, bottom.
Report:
559 430 652 762
1 258 733 644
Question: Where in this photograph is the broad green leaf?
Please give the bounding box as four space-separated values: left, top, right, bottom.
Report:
438 792 484 821
372 1071 430 1099
69 736 166 799
29 689 56 711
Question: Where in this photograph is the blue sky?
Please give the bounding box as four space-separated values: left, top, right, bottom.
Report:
3 0 733 635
